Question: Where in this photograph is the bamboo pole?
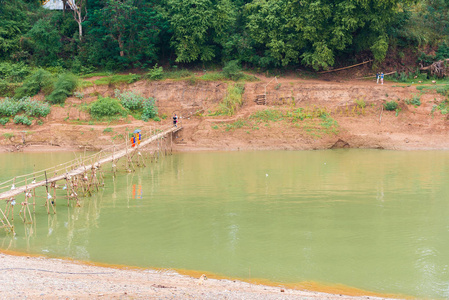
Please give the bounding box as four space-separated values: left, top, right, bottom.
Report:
318 60 373 74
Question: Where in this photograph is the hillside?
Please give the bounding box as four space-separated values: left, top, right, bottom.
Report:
1 74 448 152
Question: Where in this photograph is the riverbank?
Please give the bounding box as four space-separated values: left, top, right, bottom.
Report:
0 252 398 299
1 76 449 153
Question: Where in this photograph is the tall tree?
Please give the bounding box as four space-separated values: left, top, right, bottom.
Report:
246 0 414 70
84 0 165 67
25 18 62 66
71 0 87 41
166 0 236 63
0 1 31 60
100 0 135 57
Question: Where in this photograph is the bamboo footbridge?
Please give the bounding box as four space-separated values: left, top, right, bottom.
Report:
0 124 182 234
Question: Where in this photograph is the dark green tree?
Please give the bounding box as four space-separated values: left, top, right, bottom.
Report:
25 18 62 66
245 0 414 70
0 1 32 60
83 0 165 68
166 0 237 63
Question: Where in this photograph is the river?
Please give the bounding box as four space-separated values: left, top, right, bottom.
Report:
1 150 448 298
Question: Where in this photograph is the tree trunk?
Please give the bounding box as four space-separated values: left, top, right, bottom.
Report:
118 35 124 57
78 19 83 42
72 0 86 43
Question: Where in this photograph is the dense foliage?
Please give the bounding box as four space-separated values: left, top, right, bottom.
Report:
46 73 78 104
89 96 125 118
0 0 448 72
15 69 54 99
114 89 158 120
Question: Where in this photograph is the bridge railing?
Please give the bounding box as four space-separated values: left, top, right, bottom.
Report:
0 123 177 195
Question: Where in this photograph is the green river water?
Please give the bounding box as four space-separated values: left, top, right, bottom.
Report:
1 150 449 298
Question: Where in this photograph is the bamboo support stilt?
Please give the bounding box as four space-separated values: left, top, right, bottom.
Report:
0 125 181 230
0 207 14 234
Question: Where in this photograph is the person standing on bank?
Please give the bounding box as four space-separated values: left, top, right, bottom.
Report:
376 72 380 84
173 114 178 127
381 72 384 85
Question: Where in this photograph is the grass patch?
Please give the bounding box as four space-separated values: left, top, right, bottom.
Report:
433 100 449 115
211 83 245 116
225 119 248 131
144 64 258 83
94 74 141 86
416 84 449 96
405 94 421 107
250 109 284 122
3 133 14 139
162 69 193 80
80 72 112 78
200 71 257 82
200 72 227 81
80 80 94 88
216 107 338 136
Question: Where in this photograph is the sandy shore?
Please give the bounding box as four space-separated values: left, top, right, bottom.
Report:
0 252 397 299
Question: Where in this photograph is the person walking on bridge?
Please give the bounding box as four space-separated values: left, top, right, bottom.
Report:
173 114 178 127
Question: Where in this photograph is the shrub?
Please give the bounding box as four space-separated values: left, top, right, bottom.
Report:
90 97 124 118
0 62 31 83
384 101 398 111
142 98 158 121
46 73 78 104
14 115 32 126
355 99 366 108
408 95 421 106
23 98 51 117
222 60 243 80
114 89 159 121
0 80 18 97
214 83 245 116
146 64 163 80
0 98 23 116
437 100 449 115
15 69 54 99
0 97 50 117
74 91 84 99
115 89 144 111
0 117 9 125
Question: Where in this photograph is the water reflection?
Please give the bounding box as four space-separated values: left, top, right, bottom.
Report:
1 150 449 298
